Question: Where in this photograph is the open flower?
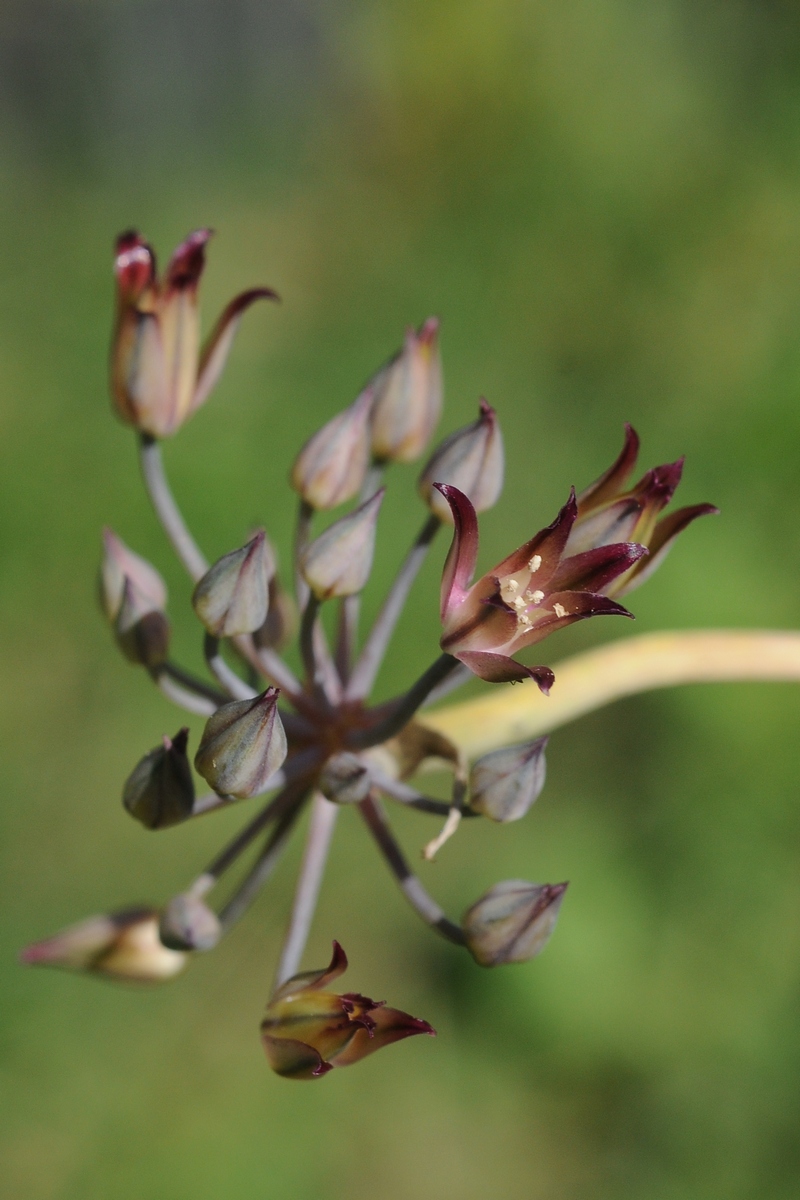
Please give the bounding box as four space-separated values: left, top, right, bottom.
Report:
111 229 277 438
435 483 647 686
568 424 718 595
261 942 435 1079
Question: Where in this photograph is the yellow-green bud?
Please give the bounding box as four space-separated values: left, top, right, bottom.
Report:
194 687 287 798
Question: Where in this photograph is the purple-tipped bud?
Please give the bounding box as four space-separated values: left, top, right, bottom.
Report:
192 530 274 637
253 572 297 652
194 687 287 798
370 317 443 463
99 528 167 622
418 399 504 522
469 736 548 823
114 577 171 667
300 489 384 600
159 893 221 952
20 907 187 982
290 388 373 510
122 728 195 830
318 753 372 805
462 880 567 966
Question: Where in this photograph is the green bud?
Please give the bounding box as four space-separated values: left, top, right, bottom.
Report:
300 489 384 600
469 736 548 823
462 880 567 966
114 577 170 666
418 399 504 523
290 388 373 510
99 527 167 622
192 529 274 637
318 753 372 805
194 687 287 798
122 727 195 829
159 893 221 952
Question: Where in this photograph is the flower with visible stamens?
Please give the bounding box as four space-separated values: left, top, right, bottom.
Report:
20 908 187 981
435 483 647 685
110 229 277 438
370 317 443 463
261 941 435 1079
567 423 719 595
419 398 504 521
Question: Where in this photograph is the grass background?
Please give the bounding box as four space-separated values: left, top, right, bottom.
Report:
2 2 800 1196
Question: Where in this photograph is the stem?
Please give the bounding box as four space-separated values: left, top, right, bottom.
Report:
273 791 339 987
359 793 465 945
197 786 294 891
150 668 217 716
204 634 257 701
337 461 388 683
218 803 306 931
367 764 478 818
252 643 304 701
421 661 472 708
348 654 461 749
294 499 313 609
347 514 441 699
161 661 228 705
299 595 342 703
139 436 208 581
424 629 800 756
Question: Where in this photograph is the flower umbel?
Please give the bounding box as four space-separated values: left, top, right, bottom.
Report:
21 229 718 1077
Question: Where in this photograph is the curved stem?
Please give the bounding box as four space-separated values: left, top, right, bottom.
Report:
358 793 465 945
424 629 800 757
347 513 441 699
367 764 478 819
348 653 461 750
273 791 339 987
150 667 218 716
139 435 208 581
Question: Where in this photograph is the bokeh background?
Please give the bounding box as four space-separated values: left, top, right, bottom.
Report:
2 1 800 1196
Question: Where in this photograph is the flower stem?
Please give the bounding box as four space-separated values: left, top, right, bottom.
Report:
359 793 465 945
348 653 461 749
149 666 218 716
273 791 339 987
138 435 208 581
204 634 257 701
347 514 441 699
424 629 800 756
218 802 306 931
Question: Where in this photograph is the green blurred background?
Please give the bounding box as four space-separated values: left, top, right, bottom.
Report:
2 1 800 1196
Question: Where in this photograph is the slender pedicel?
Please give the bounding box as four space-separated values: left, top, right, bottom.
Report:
348 654 462 750
139 436 208 581
359 793 465 945
204 634 258 701
274 792 340 987
219 802 307 931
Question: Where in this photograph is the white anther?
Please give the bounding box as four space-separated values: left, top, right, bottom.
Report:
528 554 542 573
506 579 520 592
553 602 567 618
529 589 545 604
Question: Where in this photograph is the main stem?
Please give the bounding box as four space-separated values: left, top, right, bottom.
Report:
425 629 800 755
139 436 208 581
273 791 339 988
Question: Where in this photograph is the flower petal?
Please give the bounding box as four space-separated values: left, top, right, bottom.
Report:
191 287 280 416
114 231 156 304
549 541 648 594
434 484 480 618
577 423 640 511
514 590 634 646
330 1005 436 1068
616 502 719 595
492 489 578 585
270 940 349 1003
164 229 213 293
455 651 555 692
261 1033 334 1080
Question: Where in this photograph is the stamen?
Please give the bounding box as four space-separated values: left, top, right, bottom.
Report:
528 589 545 604
528 554 542 573
553 603 567 618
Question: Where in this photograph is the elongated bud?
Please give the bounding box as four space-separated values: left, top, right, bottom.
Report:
253 572 297 651
291 388 373 510
418 399 504 522
194 687 287 798
318 753 372 805
469 736 548 823
462 880 567 966
115 578 171 666
370 317 443 463
99 528 167 622
20 907 187 982
123 728 195 829
300 489 384 600
159 893 221 952
192 530 274 637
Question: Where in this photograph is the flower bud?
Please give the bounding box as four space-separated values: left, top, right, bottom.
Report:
159 893 221 952
253 572 297 652
290 388 373 510
194 687 287 798
20 907 187 981
192 529 274 637
462 880 567 966
300 489 384 600
318 753 372 805
122 728 195 829
370 317 443 463
114 577 171 666
469 736 548 823
418 399 504 522
261 941 435 1079
99 528 167 622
